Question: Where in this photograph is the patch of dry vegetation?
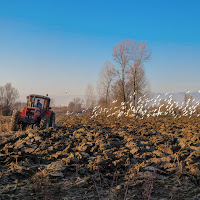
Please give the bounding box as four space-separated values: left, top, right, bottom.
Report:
0 116 10 132
0 114 200 199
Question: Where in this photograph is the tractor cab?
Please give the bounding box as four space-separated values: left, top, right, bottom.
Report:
27 94 51 112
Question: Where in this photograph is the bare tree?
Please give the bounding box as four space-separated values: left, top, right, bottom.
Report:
13 101 26 110
68 98 84 113
85 84 96 112
130 41 151 107
97 61 116 108
112 78 132 104
112 39 135 104
127 65 150 104
112 40 151 107
0 83 19 115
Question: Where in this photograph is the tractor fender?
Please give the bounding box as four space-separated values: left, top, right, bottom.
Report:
21 107 27 118
44 110 52 118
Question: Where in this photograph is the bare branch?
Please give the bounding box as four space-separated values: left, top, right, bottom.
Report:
97 61 116 108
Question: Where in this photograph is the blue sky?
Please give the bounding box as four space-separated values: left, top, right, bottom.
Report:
0 0 200 104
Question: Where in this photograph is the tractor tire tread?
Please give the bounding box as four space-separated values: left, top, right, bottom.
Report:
10 111 20 131
40 117 50 130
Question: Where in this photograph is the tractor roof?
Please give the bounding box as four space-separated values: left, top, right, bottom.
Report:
29 94 50 100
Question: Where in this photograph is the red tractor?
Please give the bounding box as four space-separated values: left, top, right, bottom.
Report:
10 94 55 131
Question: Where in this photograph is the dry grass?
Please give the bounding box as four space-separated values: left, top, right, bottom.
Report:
32 169 61 200
0 116 10 132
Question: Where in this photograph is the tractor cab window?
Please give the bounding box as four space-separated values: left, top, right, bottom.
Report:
27 96 35 107
34 98 44 112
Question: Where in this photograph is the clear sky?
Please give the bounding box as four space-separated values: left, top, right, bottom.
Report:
0 0 200 103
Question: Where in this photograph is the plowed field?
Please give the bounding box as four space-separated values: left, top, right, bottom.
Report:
0 114 200 200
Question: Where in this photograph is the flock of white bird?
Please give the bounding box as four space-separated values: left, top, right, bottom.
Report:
65 92 200 119
89 92 200 119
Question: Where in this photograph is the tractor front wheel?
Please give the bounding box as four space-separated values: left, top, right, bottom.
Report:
10 111 20 131
40 117 50 130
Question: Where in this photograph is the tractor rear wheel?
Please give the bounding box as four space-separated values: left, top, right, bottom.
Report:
40 117 50 130
10 111 20 131
50 113 55 127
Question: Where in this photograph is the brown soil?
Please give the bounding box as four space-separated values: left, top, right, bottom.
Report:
0 114 200 200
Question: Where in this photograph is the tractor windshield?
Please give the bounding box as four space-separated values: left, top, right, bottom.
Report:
27 96 44 111
34 98 44 111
